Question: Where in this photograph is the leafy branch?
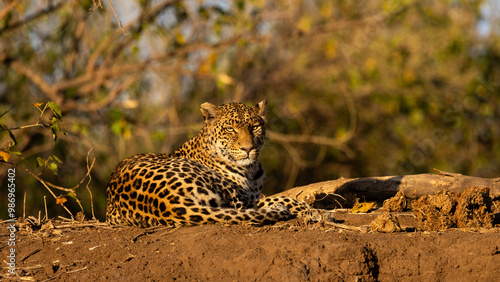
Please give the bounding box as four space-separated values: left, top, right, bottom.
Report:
4 148 96 220
0 101 65 159
1 101 95 220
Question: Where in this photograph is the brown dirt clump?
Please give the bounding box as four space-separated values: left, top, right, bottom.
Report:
370 213 402 233
412 189 456 231
383 191 407 212
455 187 493 229
412 187 496 231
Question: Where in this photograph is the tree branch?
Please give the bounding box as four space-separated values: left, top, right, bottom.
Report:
3 148 96 220
274 170 500 208
63 76 137 112
0 1 65 36
8 60 63 105
0 0 19 22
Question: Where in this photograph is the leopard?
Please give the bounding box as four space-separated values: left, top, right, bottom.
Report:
106 101 332 227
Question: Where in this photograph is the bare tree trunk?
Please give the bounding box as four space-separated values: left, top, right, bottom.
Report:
274 170 500 207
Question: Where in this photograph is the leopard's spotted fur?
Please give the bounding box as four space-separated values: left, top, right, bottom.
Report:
106 101 331 227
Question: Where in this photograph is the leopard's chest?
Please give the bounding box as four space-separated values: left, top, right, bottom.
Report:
198 158 264 202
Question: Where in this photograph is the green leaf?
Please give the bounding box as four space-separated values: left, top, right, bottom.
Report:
67 191 78 200
49 155 63 163
7 129 17 146
36 157 45 167
48 101 63 121
51 118 60 142
9 151 22 157
48 162 58 175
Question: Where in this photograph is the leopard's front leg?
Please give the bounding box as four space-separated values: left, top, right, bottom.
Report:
255 195 333 223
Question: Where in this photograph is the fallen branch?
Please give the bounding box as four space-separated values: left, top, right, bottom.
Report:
324 222 368 232
274 169 500 208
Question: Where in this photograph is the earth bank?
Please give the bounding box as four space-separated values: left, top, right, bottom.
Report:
1 216 499 281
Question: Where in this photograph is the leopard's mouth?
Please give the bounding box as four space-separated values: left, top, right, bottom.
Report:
236 157 254 166
228 149 256 164
217 145 259 165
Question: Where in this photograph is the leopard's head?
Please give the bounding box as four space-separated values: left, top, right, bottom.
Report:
200 101 266 166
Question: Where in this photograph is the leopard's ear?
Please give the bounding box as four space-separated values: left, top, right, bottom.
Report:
253 100 267 117
200 102 220 124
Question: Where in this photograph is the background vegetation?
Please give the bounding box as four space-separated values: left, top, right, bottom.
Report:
1 0 499 220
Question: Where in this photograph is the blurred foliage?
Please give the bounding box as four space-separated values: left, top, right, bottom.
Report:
0 0 499 220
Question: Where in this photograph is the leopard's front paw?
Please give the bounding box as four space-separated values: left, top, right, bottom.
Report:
268 203 293 218
298 208 334 223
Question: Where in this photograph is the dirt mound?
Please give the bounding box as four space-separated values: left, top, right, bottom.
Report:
370 213 402 233
412 189 456 231
383 191 407 212
456 187 494 228
1 222 499 281
2 187 499 280
412 187 495 231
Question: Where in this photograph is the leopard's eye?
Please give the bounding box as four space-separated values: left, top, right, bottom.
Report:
252 125 261 131
224 127 235 133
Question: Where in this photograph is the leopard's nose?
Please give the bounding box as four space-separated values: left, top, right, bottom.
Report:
240 146 252 153
238 132 254 154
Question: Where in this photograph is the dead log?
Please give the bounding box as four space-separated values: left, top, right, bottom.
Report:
273 169 500 208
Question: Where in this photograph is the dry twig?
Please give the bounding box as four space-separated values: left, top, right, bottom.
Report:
106 0 127 35
0 1 64 36
85 148 97 220
324 222 368 232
